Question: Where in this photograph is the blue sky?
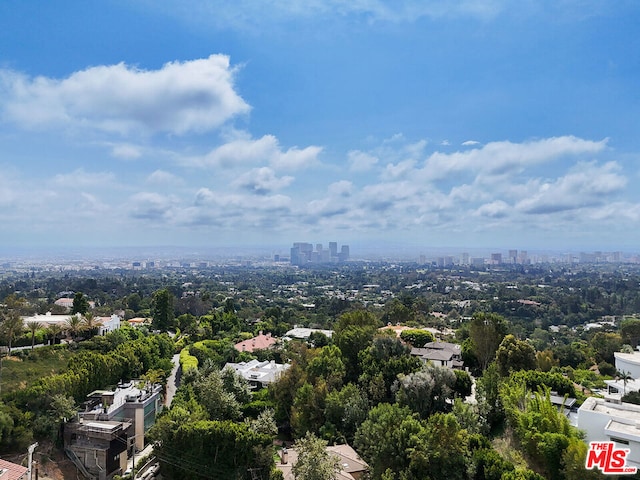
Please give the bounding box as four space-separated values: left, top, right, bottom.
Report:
0 1 638 253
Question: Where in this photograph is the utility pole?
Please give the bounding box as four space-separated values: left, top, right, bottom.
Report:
27 442 38 480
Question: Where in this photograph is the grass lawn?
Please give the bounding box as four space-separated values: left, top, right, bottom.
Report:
0 346 72 395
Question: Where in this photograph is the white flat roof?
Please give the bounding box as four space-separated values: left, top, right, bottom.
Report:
615 351 640 365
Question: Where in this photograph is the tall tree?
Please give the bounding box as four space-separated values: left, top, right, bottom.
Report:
469 313 508 371
354 403 423 478
81 312 102 338
395 363 456 418
65 315 84 341
27 321 42 350
47 324 63 345
151 288 175 332
0 313 24 355
71 292 90 315
292 432 341 480
495 335 537 377
333 310 380 382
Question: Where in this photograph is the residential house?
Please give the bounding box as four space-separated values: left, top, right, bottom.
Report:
234 331 277 353
410 341 464 369
284 327 333 341
64 381 163 478
577 397 640 470
223 360 290 390
275 443 368 480
64 420 130 480
0 459 28 480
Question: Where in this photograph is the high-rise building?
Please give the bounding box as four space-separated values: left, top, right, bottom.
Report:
290 242 349 265
490 253 502 265
508 249 517 264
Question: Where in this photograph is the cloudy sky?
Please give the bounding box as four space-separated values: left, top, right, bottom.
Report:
0 1 638 253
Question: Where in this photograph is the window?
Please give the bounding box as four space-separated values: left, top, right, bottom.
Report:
610 437 629 445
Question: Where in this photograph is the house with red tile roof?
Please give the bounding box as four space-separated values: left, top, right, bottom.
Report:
275 443 368 480
0 458 28 480
234 331 277 353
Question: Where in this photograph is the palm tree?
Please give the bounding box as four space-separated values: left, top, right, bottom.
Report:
27 321 42 350
47 324 63 346
1 313 24 355
82 312 103 338
617 370 634 396
65 315 84 342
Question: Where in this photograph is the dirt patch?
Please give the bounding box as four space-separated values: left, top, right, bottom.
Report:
7 442 82 480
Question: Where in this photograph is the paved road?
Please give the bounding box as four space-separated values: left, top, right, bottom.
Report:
164 353 180 407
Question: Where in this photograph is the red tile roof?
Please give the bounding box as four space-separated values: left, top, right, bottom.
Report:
234 332 277 353
0 458 28 480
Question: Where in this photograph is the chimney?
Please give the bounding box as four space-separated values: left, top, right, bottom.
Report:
281 448 288 464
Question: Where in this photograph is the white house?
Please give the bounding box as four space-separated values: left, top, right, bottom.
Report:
223 360 290 389
614 351 640 379
96 314 121 335
577 397 640 470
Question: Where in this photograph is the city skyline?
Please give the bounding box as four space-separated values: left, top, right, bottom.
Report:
0 2 639 251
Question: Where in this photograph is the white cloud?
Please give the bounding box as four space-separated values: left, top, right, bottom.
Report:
0 55 249 135
475 200 510 218
232 167 294 194
423 136 608 180
271 145 322 170
111 143 143 159
328 180 354 197
382 159 417 179
147 170 184 186
516 161 626 214
190 134 322 170
52 169 116 188
128 192 178 220
348 150 379 172
462 140 480 146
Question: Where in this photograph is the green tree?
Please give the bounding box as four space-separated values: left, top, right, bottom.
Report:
249 408 278 436
453 369 473 398
323 383 368 443
81 312 102 338
476 363 504 431
71 292 90 315
193 370 243 421
291 381 328 437
590 331 623 364
151 288 175 332
47 324 63 345
65 314 84 341
292 432 341 480
469 313 508 371
125 293 142 313
406 413 470 480
399 329 434 347
495 335 537 377
0 313 24 354
354 403 423 478
27 321 42 349
621 318 640 347
536 349 558 372
358 335 421 405
333 310 380 382
395 363 456 418
307 345 346 391
152 419 273 479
